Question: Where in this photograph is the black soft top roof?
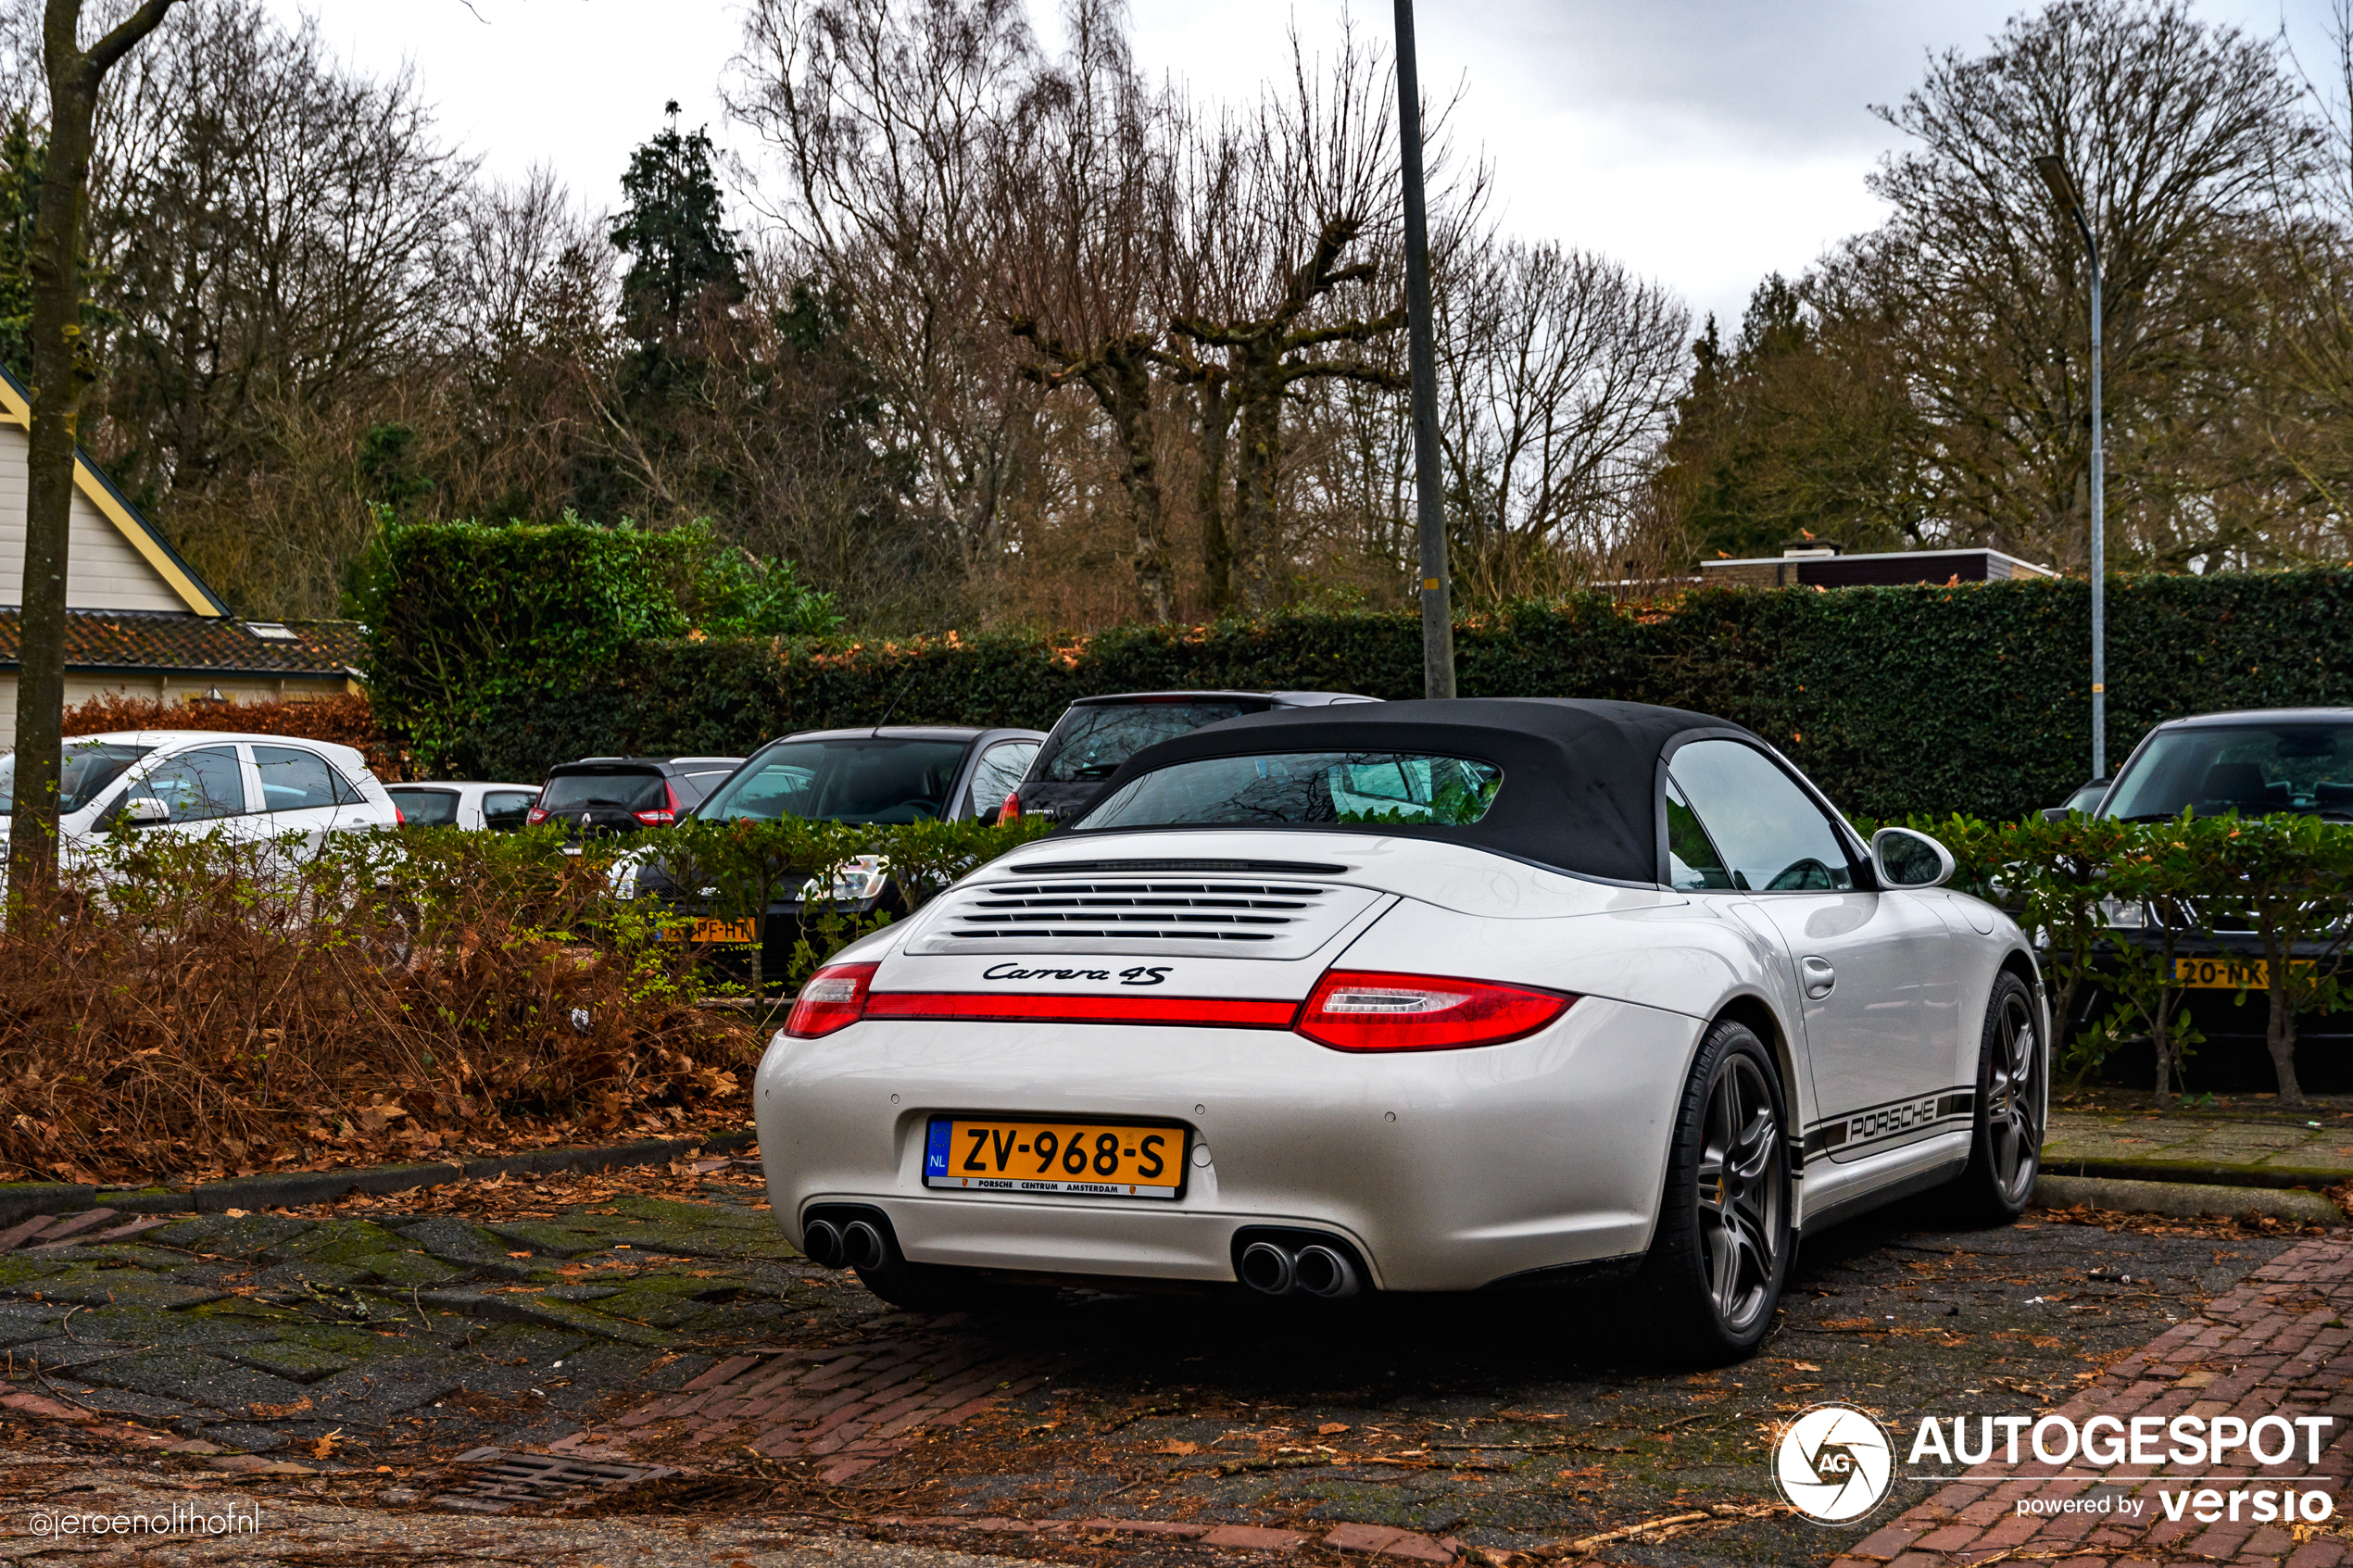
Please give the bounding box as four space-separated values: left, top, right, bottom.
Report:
1073 697 1764 884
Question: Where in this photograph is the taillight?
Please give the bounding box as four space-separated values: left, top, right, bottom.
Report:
786 962 878 1037
634 781 683 826
394 806 407 826
526 806 550 824
1000 790 1020 822
1295 969 1572 1052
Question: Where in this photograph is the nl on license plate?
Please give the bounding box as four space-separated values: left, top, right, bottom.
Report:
925 1117 1187 1200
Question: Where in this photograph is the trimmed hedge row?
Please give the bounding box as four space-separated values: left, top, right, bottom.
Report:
390 570 2353 823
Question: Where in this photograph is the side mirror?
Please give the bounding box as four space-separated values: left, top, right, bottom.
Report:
1871 826 1954 889
2039 807 2069 823
122 796 170 827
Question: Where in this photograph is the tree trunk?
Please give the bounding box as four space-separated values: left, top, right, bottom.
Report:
1195 373 1234 615
1097 344 1171 623
6 0 177 897
1230 351 1283 612
2264 935 2304 1106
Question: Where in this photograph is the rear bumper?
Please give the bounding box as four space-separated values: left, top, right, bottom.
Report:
752 995 1700 1291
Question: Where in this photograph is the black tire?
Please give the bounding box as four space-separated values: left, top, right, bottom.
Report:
1948 971 2045 1223
1633 1020 1793 1362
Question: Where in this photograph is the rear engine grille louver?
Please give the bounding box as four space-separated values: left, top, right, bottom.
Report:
943 879 1331 944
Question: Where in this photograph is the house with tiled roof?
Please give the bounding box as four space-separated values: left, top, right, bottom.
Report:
0 367 364 733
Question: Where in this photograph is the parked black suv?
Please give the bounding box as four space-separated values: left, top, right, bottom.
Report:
528 755 746 847
1000 690 1374 822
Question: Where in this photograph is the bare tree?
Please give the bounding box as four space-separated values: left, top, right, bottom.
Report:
726 0 1039 597
996 0 1179 621
1170 22 1416 612
8 0 175 895
1843 0 2320 571
1436 237 1688 598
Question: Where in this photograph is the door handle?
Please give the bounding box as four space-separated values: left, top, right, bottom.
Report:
1801 956 1836 999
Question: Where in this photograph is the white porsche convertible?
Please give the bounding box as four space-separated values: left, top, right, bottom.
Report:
753 699 2045 1358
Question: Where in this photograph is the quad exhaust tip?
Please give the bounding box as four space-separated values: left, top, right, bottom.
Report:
801 1219 846 1269
1239 1238 1361 1298
841 1220 888 1273
1239 1241 1296 1295
1294 1243 1362 1298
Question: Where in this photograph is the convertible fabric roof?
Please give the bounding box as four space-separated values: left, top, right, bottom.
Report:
1072 697 1763 884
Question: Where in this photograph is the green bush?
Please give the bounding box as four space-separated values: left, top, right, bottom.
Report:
368 568 2353 821
1880 811 2353 1105
349 515 837 771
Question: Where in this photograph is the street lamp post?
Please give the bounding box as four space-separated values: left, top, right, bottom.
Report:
1394 0 1454 700
2034 154 2107 779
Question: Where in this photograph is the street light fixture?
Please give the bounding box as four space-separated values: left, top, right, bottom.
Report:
1394 0 1454 700
2033 153 2108 778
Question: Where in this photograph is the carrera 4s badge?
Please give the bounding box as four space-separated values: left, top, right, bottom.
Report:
982 962 1173 986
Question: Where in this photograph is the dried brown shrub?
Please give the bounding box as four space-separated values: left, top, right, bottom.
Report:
62 691 407 781
0 826 750 1185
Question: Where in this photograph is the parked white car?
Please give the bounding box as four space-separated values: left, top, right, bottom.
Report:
0 730 399 863
756 698 2046 1360
385 781 541 831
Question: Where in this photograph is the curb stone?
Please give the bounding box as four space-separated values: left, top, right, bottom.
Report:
2041 1154 2353 1191
2032 1172 2343 1223
0 1129 757 1225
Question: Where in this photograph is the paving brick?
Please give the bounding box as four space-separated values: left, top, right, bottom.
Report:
1200 1525 1310 1550
683 1352 764 1391
819 1457 880 1484
1844 1523 1925 1561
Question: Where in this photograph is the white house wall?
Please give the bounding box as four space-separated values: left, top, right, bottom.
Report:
0 423 187 612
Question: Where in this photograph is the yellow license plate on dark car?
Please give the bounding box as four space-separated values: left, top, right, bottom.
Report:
662 917 755 945
924 1117 1187 1199
2175 957 2309 988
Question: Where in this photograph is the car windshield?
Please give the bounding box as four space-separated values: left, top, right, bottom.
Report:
699 738 971 823
1035 699 1264 783
0 741 151 814
1077 751 1502 829
539 771 666 811
2103 722 2353 820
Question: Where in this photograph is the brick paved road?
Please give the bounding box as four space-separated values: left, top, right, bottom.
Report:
1833 1235 2353 1568
0 1166 2329 1567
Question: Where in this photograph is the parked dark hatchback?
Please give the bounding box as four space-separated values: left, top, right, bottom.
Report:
528 756 745 847
1001 690 1374 823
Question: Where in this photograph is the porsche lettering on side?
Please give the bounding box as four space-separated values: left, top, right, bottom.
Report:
753 698 2046 1360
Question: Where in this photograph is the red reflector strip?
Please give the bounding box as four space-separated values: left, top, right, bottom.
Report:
863 992 1297 1028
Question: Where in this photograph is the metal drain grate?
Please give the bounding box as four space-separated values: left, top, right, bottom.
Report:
434 1447 678 1513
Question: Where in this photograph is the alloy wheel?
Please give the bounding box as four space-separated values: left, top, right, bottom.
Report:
1985 988 2045 1205
1696 1052 1784 1334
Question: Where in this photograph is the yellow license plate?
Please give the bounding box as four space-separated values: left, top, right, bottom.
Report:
662 917 756 945
2176 957 2275 988
925 1117 1188 1200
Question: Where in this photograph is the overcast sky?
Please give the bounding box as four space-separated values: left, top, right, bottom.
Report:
279 0 2344 332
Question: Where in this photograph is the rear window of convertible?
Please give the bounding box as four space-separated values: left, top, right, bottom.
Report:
1076 751 1502 829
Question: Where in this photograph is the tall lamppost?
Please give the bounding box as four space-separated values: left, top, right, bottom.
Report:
2034 154 2107 778
1394 0 1454 700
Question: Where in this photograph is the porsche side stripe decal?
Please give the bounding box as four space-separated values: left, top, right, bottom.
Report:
1802 1088 1977 1160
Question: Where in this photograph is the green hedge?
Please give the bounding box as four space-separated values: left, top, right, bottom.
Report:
376 569 2353 822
